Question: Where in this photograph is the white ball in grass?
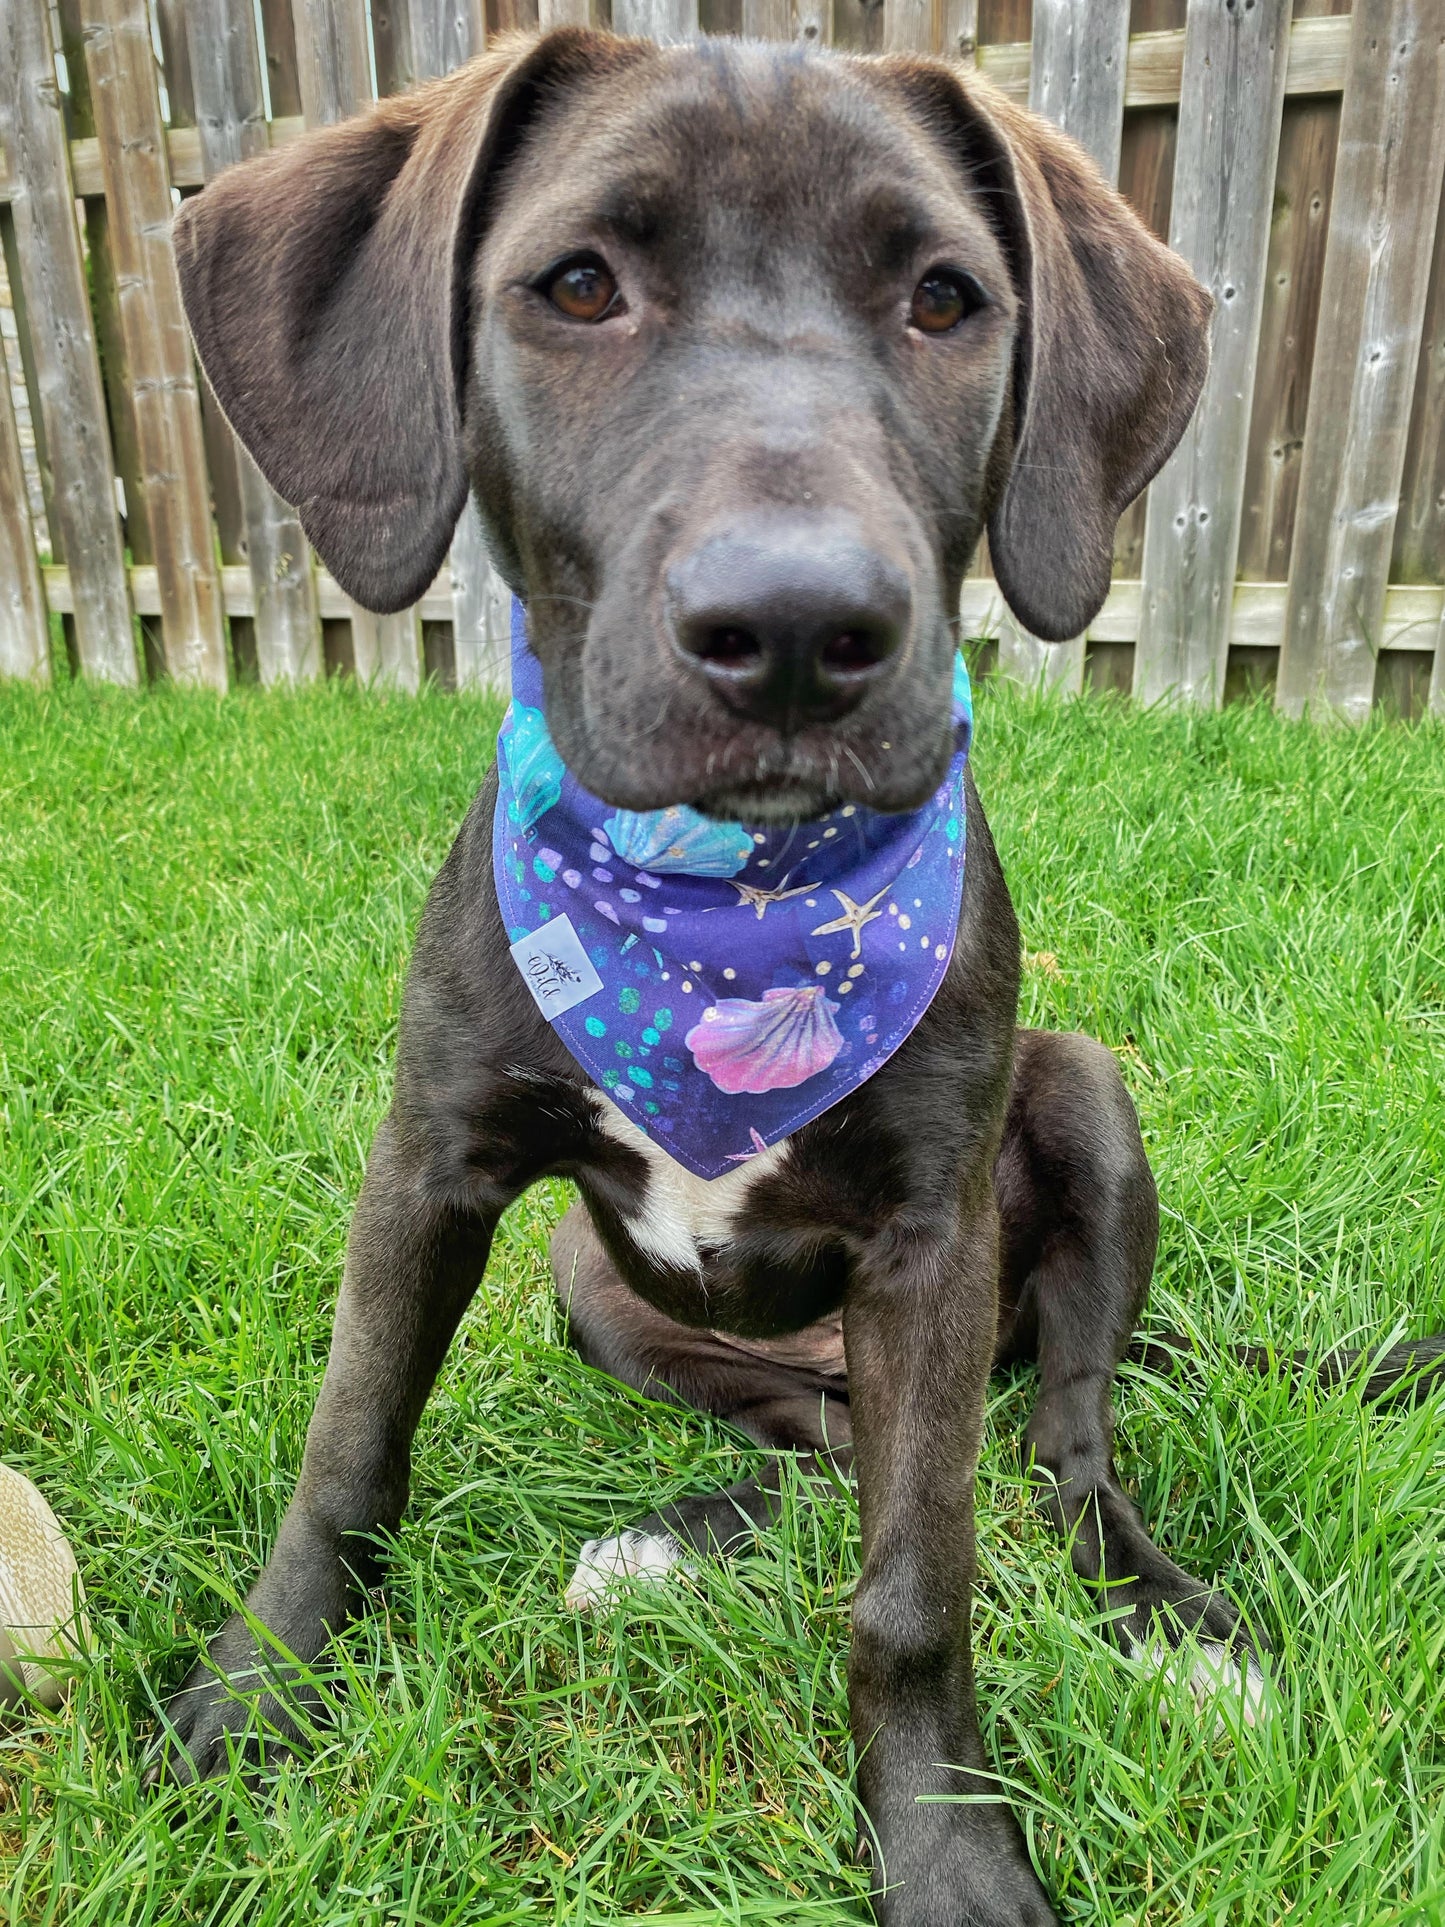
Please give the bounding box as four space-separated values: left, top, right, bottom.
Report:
0 1464 90 1711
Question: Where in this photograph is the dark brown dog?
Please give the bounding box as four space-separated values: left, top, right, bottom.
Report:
151 29 1340 1923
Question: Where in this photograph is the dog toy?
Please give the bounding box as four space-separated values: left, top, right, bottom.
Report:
0 1463 89 1709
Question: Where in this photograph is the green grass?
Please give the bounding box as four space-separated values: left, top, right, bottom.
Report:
1 678 1443 1926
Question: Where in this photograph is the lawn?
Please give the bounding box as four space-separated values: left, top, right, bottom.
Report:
1 676 1442 1927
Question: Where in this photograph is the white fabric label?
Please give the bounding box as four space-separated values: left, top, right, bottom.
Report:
509 913 604 1019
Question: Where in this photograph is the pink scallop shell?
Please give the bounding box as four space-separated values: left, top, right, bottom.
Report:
684 985 843 1094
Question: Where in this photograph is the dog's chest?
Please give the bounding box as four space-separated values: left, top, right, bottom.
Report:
593 1098 788 1273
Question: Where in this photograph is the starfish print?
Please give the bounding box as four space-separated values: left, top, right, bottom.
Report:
726 1128 772 1163
810 884 889 959
723 877 815 920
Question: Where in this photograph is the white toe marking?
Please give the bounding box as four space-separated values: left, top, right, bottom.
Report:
564 1529 693 1613
1136 1636 1268 1729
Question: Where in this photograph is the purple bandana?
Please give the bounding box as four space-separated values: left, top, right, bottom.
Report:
494 600 971 1179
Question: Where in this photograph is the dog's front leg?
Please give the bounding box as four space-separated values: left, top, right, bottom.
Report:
149 1112 504 1785
845 1184 1057 1927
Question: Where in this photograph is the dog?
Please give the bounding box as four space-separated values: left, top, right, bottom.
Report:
155 29 1443 1925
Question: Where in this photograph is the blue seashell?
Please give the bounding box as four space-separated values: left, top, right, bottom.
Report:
602 806 752 877
502 705 565 832
952 649 973 727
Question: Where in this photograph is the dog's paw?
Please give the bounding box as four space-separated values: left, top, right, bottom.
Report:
564 1529 692 1612
143 1615 322 1790
1135 1635 1269 1730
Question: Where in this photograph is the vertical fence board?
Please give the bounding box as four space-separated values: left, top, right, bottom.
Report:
538 0 594 26
186 0 322 684
376 0 487 88
56 0 156 599
1110 103 1177 579
1235 97 1339 583
169 0 246 594
259 0 305 117
831 0 879 51
161 0 248 596
295 0 374 124
944 0 979 63
1431 603 1445 716
997 0 1128 696
0 352 49 680
155 1 196 125
741 0 792 35
296 0 424 691
1391 182 1445 586
882 0 934 52
739 3 831 52
613 0 701 34
371 2 406 89
1132 0 1290 707
1277 0 1445 720
81 0 229 688
1 207 53 546
794 0 835 45
392 0 512 696
1027 0 1128 180
490 0 541 34
977 0 1030 46
1 0 136 682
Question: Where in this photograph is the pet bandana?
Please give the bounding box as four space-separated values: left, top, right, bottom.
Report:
494 599 971 1179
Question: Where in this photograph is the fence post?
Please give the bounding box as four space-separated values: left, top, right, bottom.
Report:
1276 0 1445 721
295 0 425 691
1132 0 1291 709
388 0 509 696
0 346 49 681
1 0 136 683
79 0 229 689
996 0 1128 698
186 0 323 686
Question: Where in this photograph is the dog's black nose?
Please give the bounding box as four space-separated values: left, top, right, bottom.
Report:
666 518 909 729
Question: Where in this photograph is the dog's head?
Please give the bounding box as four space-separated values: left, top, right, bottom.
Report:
176 30 1209 820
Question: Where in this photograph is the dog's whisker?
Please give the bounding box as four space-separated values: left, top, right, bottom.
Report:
842 743 876 793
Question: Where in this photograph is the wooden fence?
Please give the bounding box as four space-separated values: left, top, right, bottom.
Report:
1 0 1442 718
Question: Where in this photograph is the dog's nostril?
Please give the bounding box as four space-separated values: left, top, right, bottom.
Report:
819 628 894 676
694 626 765 671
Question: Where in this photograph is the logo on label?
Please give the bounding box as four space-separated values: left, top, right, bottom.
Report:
509 913 603 1019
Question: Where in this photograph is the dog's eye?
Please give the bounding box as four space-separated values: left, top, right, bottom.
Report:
909 269 986 335
542 254 623 323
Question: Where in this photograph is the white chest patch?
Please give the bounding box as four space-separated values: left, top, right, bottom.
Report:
593 1097 790 1274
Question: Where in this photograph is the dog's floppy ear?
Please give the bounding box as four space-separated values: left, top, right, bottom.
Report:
173 30 645 614
885 62 1212 641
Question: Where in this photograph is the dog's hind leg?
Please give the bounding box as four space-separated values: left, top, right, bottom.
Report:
551 1203 851 1607
996 1030 1265 1714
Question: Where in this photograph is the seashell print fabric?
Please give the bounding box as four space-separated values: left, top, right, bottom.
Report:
494 599 971 1180
685 984 845 1094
